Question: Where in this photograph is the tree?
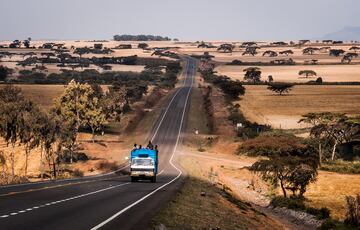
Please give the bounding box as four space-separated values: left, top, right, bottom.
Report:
23 39 31 48
217 43 234 53
18 105 43 176
0 66 13 82
267 83 294 95
74 47 89 58
250 141 318 197
279 50 294 56
54 80 95 163
84 92 106 142
298 70 317 78
243 67 261 83
302 47 319 55
299 113 359 161
138 43 149 49
242 46 259 56
315 77 323 84
349 46 360 53
268 75 273 82
0 85 30 178
262 50 278 57
329 49 345 57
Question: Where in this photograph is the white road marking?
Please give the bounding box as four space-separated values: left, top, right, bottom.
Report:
91 58 195 230
0 182 130 219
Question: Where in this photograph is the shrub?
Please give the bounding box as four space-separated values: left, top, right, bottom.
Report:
238 133 305 156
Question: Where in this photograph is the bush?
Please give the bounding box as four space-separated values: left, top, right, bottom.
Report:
238 133 305 156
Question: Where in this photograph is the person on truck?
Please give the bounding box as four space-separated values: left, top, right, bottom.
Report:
147 141 154 150
133 143 138 150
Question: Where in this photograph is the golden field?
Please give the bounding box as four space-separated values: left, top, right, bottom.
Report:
239 85 360 129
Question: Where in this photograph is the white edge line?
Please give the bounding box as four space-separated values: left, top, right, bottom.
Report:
91 58 194 230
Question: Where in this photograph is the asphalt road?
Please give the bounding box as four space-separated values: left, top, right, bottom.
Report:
0 57 196 230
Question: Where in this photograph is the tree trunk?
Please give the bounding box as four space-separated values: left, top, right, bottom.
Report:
24 146 29 177
91 127 95 143
318 142 322 166
11 142 15 179
331 141 338 161
280 179 287 198
40 145 44 180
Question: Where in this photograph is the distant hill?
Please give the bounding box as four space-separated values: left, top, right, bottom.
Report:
322 26 360 41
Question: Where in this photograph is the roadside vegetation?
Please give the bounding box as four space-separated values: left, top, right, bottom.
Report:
0 47 182 184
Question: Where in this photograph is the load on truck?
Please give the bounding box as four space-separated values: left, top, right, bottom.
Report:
130 148 158 183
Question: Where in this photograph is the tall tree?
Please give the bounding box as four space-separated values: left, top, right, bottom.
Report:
0 85 31 178
54 80 95 163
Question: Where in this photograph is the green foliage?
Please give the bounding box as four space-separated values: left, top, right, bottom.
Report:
267 82 294 95
0 66 13 81
299 70 317 77
243 67 262 83
246 133 319 197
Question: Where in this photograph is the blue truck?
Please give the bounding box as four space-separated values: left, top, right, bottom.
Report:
130 148 158 183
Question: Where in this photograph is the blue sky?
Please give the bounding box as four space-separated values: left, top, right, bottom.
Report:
0 0 359 41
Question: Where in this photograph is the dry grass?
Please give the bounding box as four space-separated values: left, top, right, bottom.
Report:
305 171 360 220
239 85 360 129
215 65 360 83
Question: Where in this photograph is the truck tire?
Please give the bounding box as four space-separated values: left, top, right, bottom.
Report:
131 177 137 182
151 176 156 183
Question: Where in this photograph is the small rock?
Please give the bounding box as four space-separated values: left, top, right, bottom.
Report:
157 223 167 230
200 191 206 197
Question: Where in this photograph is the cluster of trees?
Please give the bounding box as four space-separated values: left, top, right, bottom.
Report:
299 112 360 162
113 34 171 41
0 80 140 180
199 60 245 99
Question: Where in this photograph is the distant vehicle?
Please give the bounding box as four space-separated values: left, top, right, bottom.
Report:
130 148 158 183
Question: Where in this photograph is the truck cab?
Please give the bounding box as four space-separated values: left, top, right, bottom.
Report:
130 148 158 183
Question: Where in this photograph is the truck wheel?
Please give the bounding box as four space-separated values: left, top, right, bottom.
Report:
151 176 156 183
131 177 137 182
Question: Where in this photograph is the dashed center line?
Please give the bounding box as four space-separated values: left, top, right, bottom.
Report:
0 182 130 219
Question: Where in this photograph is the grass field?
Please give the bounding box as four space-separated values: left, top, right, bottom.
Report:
215 65 360 83
239 85 360 129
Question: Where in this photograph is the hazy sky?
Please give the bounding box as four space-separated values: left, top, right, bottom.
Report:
0 0 359 41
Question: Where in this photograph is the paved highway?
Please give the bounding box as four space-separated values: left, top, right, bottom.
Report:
0 57 196 230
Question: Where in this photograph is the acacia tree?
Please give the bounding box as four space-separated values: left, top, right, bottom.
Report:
279 50 294 56
242 46 259 56
250 143 318 197
349 46 360 53
267 82 294 95
262 50 278 57
329 49 345 57
298 70 317 78
300 113 360 161
243 67 261 83
303 47 319 55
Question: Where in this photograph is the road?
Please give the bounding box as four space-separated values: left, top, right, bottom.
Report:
0 57 196 230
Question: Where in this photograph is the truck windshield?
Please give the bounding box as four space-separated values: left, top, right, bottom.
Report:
132 158 154 166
